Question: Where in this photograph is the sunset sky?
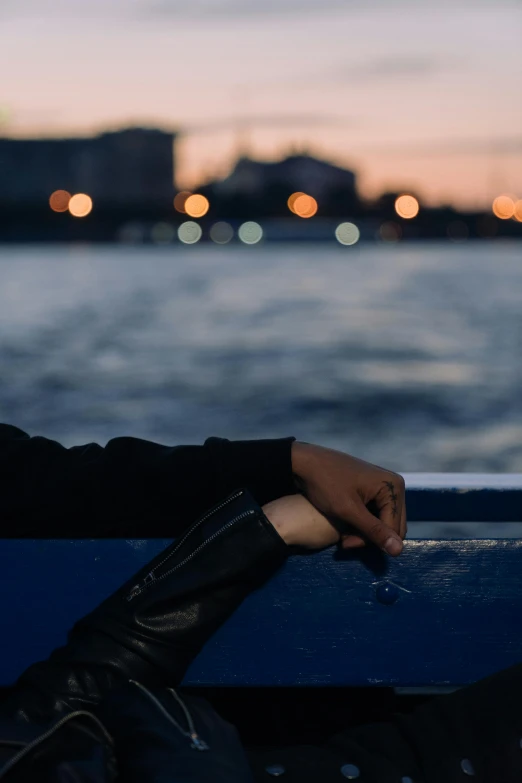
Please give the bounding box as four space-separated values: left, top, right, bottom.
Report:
1 0 521 208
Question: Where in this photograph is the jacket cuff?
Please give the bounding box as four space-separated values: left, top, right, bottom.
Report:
204 436 297 506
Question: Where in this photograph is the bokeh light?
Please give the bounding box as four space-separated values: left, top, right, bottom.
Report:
238 221 263 244
492 195 515 220
178 221 202 244
379 222 402 242
173 191 192 213
447 220 469 241
68 193 93 218
210 221 234 244
395 194 419 219
293 194 318 218
49 190 71 213
185 194 210 218
335 222 360 246
151 222 175 245
118 222 145 244
514 200 522 223
287 192 306 213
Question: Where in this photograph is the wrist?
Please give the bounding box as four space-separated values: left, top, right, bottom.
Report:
262 500 298 546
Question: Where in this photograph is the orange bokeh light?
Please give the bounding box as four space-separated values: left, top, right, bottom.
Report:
287 192 306 214
379 221 402 242
514 200 522 223
184 194 210 218
395 194 420 219
492 195 516 220
174 191 192 213
49 190 71 213
293 194 318 218
68 193 93 218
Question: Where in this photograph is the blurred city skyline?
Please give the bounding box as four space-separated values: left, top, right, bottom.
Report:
1 0 521 209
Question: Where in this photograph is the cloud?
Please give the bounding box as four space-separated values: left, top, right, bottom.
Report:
144 0 350 19
329 55 459 83
0 0 348 20
143 0 521 20
274 55 461 90
1 0 519 22
0 0 142 20
348 56 440 79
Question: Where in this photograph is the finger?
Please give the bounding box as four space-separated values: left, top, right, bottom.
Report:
374 476 405 539
335 520 367 548
400 497 408 540
395 474 407 540
377 502 401 538
392 481 407 541
350 503 403 556
341 534 366 549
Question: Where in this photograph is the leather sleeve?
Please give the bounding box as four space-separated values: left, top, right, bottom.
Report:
0 423 296 537
4 491 288 719
0 490 287 781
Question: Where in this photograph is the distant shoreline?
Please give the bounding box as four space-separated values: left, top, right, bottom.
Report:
0 215 520 245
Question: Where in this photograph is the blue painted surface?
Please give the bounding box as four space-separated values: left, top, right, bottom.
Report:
402 474 522 521
2 477 522 687
2 534 522 688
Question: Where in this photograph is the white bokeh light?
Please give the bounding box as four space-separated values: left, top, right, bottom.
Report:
151 222 175 244
178 221 202 244
335 222 360 246
238 221 263 244
210 221 234 244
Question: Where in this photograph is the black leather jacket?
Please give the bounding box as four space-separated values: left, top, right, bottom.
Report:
2 426 519 781
0 424 297 537
0 489 288 781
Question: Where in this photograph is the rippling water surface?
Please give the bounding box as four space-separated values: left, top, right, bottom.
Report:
1 242 522 478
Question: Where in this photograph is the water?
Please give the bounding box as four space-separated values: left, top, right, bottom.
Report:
1 241 522 478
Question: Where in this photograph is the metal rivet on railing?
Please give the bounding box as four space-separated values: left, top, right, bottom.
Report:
376 582 399 605
265 764 286 776
340 763 360 779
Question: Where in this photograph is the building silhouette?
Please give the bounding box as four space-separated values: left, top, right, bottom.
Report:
215 153 356 199
201 153 359 218
0 125 518 242
0 127 176 207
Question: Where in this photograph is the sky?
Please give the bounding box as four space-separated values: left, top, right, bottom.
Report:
0 0 521 208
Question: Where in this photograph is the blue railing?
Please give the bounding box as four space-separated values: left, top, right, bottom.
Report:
2 474 522 688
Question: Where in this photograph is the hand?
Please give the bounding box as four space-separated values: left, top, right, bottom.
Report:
291 442 407 556
262 494 341 550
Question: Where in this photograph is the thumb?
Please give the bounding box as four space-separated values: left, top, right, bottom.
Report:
350 502 404 556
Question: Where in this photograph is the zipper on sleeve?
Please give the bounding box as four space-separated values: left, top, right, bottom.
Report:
126 503 255 602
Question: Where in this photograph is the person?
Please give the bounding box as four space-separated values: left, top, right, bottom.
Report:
0 424 520 781
0 424 406 553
